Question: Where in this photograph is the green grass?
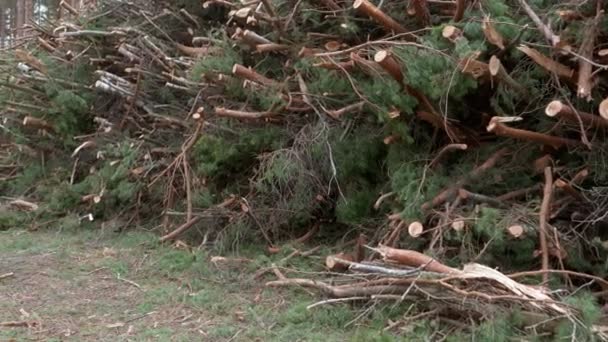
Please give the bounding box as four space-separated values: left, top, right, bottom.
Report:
0 227 408 341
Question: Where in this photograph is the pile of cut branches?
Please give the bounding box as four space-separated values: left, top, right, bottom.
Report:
3 0 608 337
268 245 599 336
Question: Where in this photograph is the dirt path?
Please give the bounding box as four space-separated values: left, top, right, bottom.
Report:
0 229 387 341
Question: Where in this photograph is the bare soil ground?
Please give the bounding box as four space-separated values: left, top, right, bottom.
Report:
0 228 392 341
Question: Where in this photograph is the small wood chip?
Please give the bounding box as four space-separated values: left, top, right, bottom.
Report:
0 272 15 280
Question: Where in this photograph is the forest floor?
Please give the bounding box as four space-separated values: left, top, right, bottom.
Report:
0 227 401 342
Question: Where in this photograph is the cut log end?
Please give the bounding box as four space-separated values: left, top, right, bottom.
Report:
325 253 354 272
373 50 389 63
488 55 501 76
599 98 608 120
352 0 364 9
442 25 462 40
451 219 465 231
407 221 424 238
507 225 524 238
545 100 564 117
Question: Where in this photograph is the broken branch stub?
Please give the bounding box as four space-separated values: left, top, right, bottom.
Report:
407 221 424 238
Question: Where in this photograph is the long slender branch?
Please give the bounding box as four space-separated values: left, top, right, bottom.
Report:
516 0 560 46
539 167 553 284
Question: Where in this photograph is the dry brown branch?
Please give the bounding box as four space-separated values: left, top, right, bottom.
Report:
350 51 384 75
458 188 507 208
487 117 582 149
60 0 79 16
294 223 319 243
312 0 340 10
497 185 541 201
517 45 575 81
482 16 505 50
453 0 465 22
545 100 608 129
353 0 408 34
266 278 409 297
159 216 203 242
0 321 36 327
374 192 395 210
37 37 56 53
577 10 602 101
15 49 47 74
175 43 219 58
232 64 279 87
376 245 461 274
384 220 405 247
8 199 38 211
539 167 553 284
313 60 356 71
571 168 589 185
508 269 608 289
428 143 468 169
326 101 365 119
554 179 585 202
422 148 509 210
516 0 560 46
256 43 290 53
410 0 430 26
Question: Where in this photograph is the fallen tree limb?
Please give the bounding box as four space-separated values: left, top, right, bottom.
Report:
159 216 202 242
375 245 461 274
